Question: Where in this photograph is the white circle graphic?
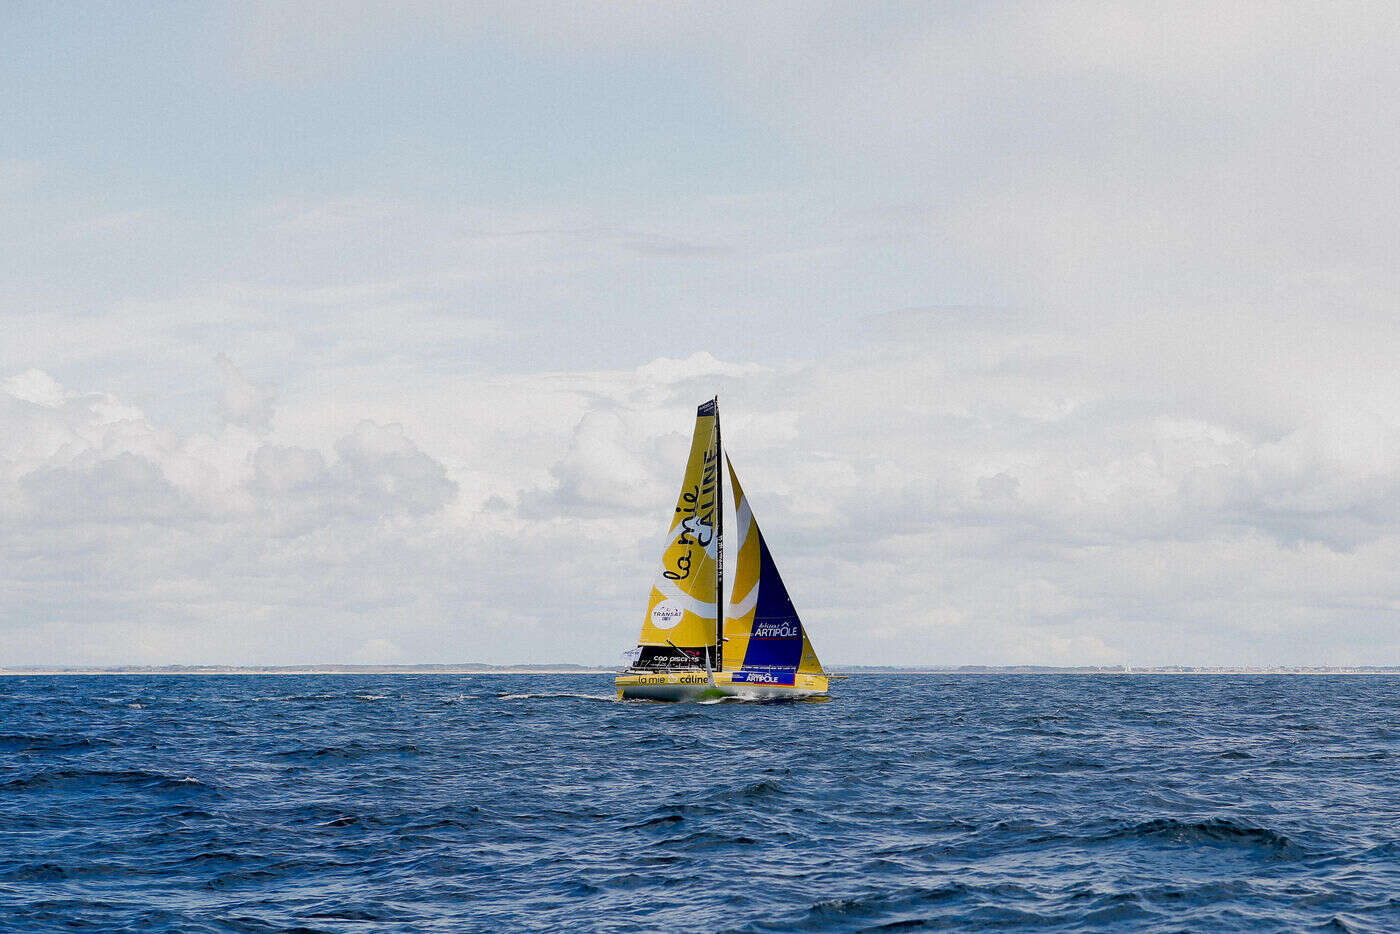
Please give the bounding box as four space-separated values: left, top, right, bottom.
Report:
650 602 684 630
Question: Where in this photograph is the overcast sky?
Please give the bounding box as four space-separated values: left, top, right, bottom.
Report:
3 2 1398 667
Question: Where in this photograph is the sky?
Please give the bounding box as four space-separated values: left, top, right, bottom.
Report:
2 1 1398 667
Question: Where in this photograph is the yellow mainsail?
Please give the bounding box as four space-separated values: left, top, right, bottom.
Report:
631 399 721 670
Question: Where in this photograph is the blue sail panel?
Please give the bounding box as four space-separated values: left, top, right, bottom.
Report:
739 533 804 670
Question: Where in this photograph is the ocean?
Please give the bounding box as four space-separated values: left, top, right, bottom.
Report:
2 673 1399 932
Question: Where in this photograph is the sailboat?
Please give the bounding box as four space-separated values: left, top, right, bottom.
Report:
615 398 831 701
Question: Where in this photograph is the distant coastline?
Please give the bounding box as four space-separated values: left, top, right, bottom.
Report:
0 664 613 676
5 664 1400 676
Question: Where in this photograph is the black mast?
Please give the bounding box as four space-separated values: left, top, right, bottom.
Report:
713 396 723 671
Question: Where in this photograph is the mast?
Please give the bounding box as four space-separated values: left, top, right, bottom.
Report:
713 396 724 670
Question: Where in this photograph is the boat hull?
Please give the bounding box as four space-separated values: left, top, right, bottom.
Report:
614 670 828 702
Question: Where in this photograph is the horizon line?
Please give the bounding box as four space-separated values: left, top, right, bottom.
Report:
7 663 1400 675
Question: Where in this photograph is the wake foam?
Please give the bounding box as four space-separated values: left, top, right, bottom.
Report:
497 692 617 702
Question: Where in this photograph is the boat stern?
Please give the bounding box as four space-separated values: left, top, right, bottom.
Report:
614 670 716 701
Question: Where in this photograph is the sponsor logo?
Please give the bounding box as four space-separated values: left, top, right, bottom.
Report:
664 449 719 581
732 670 795 685
752 622 800 639
650 602 684 630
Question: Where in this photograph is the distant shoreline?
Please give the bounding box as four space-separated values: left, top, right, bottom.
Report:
0 666 614 676
5 665 1400 676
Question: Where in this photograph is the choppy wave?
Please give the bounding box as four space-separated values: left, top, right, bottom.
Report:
4 673 1400 931
3 768 215 795
0 733 107 753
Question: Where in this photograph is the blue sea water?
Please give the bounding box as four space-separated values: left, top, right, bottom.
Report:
2 674 1400 932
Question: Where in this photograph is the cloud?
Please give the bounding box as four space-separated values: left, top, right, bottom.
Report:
0 159 38 195
19 452 198 526
217 355 275 432
333 421 457 517
10 301 1400 669
213 1 1396 354
545 409 668 515
4 3 1397 667
350 637 407 664
0 367 468 665
2 369 68 407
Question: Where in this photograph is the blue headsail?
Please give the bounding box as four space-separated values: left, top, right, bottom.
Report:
722 456 823 676
742 533 805 669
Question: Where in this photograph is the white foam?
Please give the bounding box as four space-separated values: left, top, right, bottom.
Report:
498 692 617 702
